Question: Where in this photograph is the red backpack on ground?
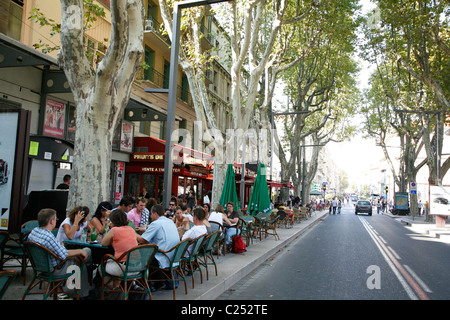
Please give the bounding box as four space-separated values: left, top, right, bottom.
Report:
232 235 246 253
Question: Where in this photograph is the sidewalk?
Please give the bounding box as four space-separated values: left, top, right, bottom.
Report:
383 211 450 244
2 210 329 300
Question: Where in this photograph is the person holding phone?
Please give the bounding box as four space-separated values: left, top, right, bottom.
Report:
56 206 91 242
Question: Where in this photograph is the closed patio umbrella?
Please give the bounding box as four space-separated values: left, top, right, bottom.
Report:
248 163 272 216
219 164 240 212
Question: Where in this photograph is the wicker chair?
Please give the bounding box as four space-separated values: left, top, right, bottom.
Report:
23 241 83 300
99 244 158 300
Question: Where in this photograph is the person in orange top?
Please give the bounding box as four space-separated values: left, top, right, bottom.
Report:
101 209 138 286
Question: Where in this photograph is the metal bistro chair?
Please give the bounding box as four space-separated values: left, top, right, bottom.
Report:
0 270 17 300
275 210 288 228
256 213 280 241
23 241 83 300
293 208 302 223
252 214 265 241
197 231 221 280
239 216 255 246
182 234 207 289
0 231 9 269
99 244 158 300
2 221 39 285
148 238 191 300
209 221 226 257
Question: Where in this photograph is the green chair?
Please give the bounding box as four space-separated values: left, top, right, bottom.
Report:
209 221 226 257
256 213 280 240
148 238 191 300
99 244 158 300
182 234 206 289
2 221 39 285
0 231 9 270
0 270 17 300
23 241 83 300
197 231 221 280
239 216 255 246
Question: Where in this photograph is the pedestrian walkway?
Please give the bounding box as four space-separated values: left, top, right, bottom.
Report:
383 211 450 244
2 210 329 300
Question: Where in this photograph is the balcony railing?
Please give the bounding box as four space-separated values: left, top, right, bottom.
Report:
136 66 193 107
144 16 171 46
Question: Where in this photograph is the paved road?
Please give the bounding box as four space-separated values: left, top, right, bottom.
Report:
219 201 450 300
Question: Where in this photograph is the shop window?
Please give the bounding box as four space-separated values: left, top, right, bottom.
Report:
157 175 164 203
143 174 156 199
127 173 140 198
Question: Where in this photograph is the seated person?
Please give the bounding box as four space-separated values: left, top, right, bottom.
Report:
56 206 90 242
179 207 207 256
112 196 134 214
127 198 149 234
28 208 92 298
180 203 193 223
173 206 190 238
101 209 138 287
90 201 113 240
222 202 240 245
137 204 180 273
208 204 224 225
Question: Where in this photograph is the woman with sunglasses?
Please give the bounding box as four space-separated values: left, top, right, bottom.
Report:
90 201 113 241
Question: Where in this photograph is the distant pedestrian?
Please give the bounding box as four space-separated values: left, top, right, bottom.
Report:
186 189 197 211
418 200 422 215
337 199 341 214
332 198 337 214
56 174 71 189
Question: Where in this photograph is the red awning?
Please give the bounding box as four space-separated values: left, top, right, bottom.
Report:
132 136 213 167
269 182 283 188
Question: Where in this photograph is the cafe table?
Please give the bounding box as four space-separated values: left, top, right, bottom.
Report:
285 209 294 228
64 239 114 264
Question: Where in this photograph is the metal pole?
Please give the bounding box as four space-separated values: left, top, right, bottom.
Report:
301 140 306 206
162 3 182 209
437 112 441 186
240 135 246 209
270 113 274 181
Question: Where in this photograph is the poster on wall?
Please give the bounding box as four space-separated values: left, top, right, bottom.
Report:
430 186 450 216
43 98 65 138
0 113 19 230
114 162 125 203
120 122 134 153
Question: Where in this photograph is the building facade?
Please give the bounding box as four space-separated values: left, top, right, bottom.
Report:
0 0 233 231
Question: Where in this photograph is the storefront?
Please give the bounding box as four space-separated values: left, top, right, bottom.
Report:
125 136 213 205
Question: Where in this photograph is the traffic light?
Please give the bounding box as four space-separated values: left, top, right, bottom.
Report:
385 186 388 193
323 185 327 192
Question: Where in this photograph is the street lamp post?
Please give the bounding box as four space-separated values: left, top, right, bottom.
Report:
146 0 233 208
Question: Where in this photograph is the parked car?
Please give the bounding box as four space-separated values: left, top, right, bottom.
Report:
355 200 372 216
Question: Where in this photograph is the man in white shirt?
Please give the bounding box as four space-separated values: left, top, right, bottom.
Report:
332 198 337 215
180 207 207 256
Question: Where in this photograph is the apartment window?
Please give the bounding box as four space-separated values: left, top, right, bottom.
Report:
8 0 23 41
144 46 155 81
213 71 218 92
163 61 170 89
85 37 107 69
